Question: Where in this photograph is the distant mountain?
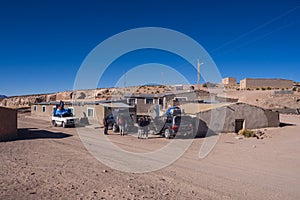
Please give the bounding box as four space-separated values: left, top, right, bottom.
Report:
0 95 7 98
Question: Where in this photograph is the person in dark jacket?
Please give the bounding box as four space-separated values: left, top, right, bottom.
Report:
103 117 108 135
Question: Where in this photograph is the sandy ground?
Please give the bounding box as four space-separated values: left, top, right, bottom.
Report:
1 113 300 199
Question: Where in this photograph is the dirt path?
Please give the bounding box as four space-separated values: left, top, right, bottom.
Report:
1 114 300 199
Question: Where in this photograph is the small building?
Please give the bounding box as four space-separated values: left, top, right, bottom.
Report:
0 107 17 141
190 102 279 133
240 78 293 90
124 91 209 116
222 77 237 86
31 101 135 125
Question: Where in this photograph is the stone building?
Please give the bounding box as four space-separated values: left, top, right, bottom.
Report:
180 102 279 133
222 77 237 86
31 101 135 125
0 107 17 141
240 78 293 90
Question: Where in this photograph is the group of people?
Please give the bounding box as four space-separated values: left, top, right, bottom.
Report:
102 115 129 136
103 115 151 139
137 116 151 139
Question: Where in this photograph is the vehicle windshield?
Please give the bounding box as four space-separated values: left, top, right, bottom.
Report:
62 111 73 117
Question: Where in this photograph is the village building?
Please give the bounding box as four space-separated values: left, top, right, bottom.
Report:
222 77 237 86
240 78 293 90
181 102 279 133
0 106 17 141
31 101 135 125
124 90 212 116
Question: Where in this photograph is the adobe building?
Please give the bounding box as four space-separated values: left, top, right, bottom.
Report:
124 90 211 116
180 102 279 133
222 77 237 86
0 107 17 141
31 101 135 125
240 78 293 90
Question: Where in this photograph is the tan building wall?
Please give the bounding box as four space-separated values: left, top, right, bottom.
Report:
240 78 293 90
31 104 55 118
222 77 237 85
195 103 279 133
0 107 17 141
31 103 135 125
31 104 106 125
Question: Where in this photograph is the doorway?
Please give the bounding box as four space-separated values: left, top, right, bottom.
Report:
235 119 245 133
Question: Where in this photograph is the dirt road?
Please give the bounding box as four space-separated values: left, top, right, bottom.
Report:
1 114 300 199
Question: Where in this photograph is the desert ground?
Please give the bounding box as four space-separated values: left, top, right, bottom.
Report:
1 112 300 200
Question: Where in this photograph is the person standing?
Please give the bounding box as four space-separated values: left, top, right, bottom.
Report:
103 117 108 135
118 115 125 136
137 117 143 139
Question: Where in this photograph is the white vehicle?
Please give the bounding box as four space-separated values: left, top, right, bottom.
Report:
51 108 78 128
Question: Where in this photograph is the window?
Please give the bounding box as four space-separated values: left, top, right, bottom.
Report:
87 108 94 117
145 98 153 104
33 106 37 111
42 106 46 112
174 97 187 102
127 98 136 106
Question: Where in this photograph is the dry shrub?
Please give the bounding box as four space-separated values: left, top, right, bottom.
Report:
238 128 255 138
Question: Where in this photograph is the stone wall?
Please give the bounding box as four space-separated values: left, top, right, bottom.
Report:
240 78 293 90
196 103 279 133
222 77 237 85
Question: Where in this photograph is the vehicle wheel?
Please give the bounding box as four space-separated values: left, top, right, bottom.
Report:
164 128 171 139
62 122 66 128
52 120 57 127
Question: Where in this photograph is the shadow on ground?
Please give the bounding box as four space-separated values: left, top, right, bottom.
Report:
279 122 296 127
1 128 73 142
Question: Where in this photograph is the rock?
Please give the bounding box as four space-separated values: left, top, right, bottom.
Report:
102 170 108 173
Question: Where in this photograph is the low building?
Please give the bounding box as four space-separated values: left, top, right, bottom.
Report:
31 101 135 125
124 90 210 116
191 102 279 133
240 78 293 90
222 77 237 86
0 107 17 141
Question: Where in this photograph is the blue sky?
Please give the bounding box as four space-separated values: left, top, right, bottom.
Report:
0 0 299 96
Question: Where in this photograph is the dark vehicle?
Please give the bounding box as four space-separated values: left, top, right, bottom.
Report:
148 107 194 139
161 115 194 138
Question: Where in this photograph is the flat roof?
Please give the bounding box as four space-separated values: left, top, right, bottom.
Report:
33 101 134 108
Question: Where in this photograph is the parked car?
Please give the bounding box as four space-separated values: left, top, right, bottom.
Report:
52 108 78 128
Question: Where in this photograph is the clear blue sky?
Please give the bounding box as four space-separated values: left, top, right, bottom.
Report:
0 0 299 96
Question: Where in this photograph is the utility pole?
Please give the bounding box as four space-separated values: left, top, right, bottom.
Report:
197 59 201 90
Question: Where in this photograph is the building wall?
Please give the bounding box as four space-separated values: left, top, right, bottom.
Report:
240 78 293 90
136 98 163 115
196 103 279 133
222 77 237 85
0 107 17 141
31 103 135 125
31 104 105 124
31 104 55 118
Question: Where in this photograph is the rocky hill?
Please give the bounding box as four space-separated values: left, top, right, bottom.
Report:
0 85 170 108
